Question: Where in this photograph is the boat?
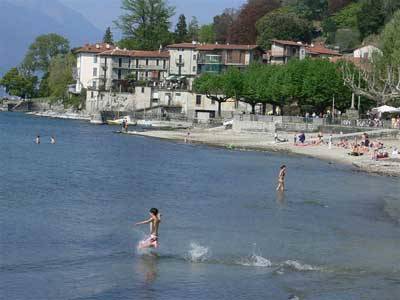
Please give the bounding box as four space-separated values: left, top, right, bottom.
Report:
106 115 137 126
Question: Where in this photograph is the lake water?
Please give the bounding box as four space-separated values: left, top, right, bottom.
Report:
1 112 399 300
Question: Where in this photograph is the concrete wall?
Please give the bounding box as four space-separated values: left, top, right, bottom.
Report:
168 48 198 77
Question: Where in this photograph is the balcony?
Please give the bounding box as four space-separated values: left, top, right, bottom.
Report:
131 64 167 70
175 58 184 66
198 55 222 64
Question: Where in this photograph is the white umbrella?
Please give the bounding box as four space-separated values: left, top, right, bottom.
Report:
372 105 400 113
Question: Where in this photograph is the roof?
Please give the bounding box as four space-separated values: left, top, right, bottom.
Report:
271 39 304 46
306 44 341 56
74 43 115 54
98 49 170 58
167 42 261 51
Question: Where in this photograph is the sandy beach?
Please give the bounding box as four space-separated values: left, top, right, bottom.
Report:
126 128 400 177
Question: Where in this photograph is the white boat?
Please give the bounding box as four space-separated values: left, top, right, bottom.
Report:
106 115 136 126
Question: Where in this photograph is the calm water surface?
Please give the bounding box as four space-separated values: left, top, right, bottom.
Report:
1 112 399 300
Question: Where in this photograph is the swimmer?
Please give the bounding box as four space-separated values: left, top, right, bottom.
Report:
35 135 40 144
276 165 286 192
135 208 161 249
50 136 56 144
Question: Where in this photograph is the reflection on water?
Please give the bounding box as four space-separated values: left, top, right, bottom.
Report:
135 255 159 284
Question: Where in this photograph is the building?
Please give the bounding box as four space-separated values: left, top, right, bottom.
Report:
268 40 306 64
267 40 341 64
353 45 381 60
166 42 264 88
74 43 116 93
96 48 169 92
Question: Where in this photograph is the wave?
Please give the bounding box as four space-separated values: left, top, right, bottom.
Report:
185 242 210 262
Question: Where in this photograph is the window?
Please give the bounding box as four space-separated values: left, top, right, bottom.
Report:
179 55 182 61
196 95 202 105
93 67 98 77
93 56 98 63
118 70 122 80
136 59 139 67
92 81 97 89
146 59 149 66
176 93 181 96
145 71 148 78
211 98 215 105
141 87 145 93
193 54 197 60
156 59 159 66
91 91 94 98
119 58 122 67
193 66 196 72
163 60 166 68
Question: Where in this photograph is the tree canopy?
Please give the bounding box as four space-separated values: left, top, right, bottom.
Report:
103 27 114 44
21 33 70 74
114 0 175 50
174 14 188 43
0 68 37 98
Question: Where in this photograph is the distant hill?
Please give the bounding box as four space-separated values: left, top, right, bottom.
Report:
0 0 102 76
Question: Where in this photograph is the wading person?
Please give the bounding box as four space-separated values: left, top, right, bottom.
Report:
135 208 161 249
276 165 286 192
50 136 56 144
35 135 40 144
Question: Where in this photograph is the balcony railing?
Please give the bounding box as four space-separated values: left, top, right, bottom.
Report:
198 55 222 64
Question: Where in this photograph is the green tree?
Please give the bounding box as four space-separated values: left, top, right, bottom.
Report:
256 11 313 49
334 28 361 51
115 0 175 50
21 33 70 74
295 0 328 20
174 14 188 43
198 24 215 43
47 53 76 100
187 16 199 41
193 70 240 117
0 68 37 98
103 27 114 44
357 0 385 40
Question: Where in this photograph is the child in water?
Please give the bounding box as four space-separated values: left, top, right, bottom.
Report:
135 208 161 249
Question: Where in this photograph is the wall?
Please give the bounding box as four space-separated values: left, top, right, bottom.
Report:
168 48 198 77
77 53 100 92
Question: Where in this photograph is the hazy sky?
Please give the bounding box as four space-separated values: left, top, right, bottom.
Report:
61 0 246 32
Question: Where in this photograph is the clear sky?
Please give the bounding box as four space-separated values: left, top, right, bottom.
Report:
61 0 246 32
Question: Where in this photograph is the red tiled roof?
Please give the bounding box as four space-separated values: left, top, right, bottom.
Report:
74 43 115 53
167 42 261 51
99 49 169 58
271 39 304 46
306 44 341 56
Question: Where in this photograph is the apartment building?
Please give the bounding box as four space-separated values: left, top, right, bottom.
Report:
267 40 341 64
74 43 115 93
97 48 169 92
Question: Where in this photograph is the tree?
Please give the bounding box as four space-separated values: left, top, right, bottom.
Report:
328 0 353 14
357 0 385 40
21 34 70 74
344 10 400 104
0 68 37 98
47 53 76 100
256 11 313 49
213 8 237 43
295 0 329 20
193 70 240 117
198 24 215 44
103 27 114 44
230 0 281 44
114 0 175 50
187 16 199 41
174 14 188 43
334 28 361 51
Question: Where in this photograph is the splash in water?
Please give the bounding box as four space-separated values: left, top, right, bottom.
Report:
186 242 210 262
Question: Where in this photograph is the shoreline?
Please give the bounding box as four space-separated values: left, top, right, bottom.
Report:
124 128 400 178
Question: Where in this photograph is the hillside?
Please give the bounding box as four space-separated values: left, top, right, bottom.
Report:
0 0 102 76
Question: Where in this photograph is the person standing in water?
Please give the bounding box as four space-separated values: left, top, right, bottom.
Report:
135 208 161 249
50 136 56 144
276 165 286 192
35 135 40 144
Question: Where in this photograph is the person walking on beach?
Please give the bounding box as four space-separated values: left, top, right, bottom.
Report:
135 208 161 249
35 135 40 144
276 165 286 192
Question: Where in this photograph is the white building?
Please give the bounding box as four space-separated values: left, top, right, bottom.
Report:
74 43 115 93
353 45 381 60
